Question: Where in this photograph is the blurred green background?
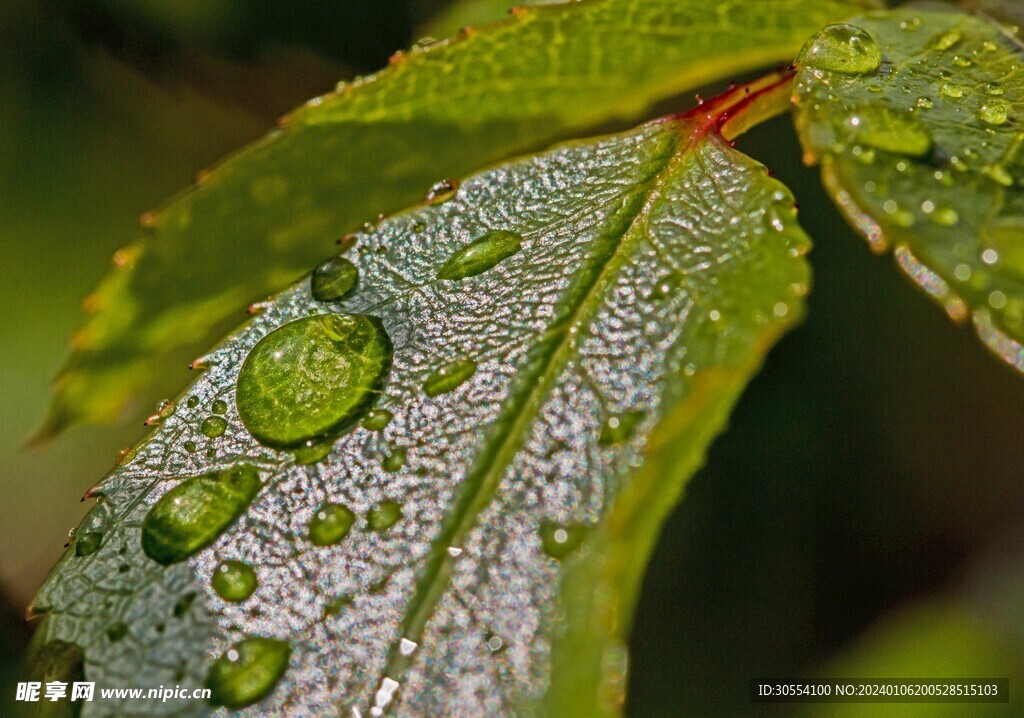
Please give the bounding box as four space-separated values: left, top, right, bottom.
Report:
1 1 1022 716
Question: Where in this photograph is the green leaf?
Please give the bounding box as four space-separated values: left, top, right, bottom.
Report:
44 0 875 435
792 8 1024 371
31 77 810 716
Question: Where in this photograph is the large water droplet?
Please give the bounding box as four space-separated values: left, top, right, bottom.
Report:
308 503 355 546
540 522 589 559
201 415 228 438
366 501 403 531
437 230 523 280
598 410 646 445
846 106 932 157
141 465 262 565
311 257 359 302
797 24 882 75
977 100 1010 126
75 531 103 557
207 637 290 708
212 560 257 602
236 314 392 449
423 358 477 397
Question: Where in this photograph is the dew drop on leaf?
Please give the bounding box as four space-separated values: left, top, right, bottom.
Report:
311 257 359 303
984 82 1005 96
362 409 393 431
928 29 962 51
293 441 333 466
539 523 589 560
598 410 646 445
173 591 197 616
366 501 403 531
977 100 1010 126
437 229 523 280
211 399 228 415
201 415 228 438
797 24 882 75
235 314 392 449
423 178 459 204
212 560 258 602
381 448 407 473
183 440 197 453
206 637 290 708
75 531 102 557
422 358 477 397
307 503 355 546
141 465 262 565
940 82 964 98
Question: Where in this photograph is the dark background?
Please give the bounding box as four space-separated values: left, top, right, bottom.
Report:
1 1 1022 716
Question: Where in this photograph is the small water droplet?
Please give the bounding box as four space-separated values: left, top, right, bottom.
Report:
114 447 136 466
183 440 198 453
311 257 359 303
423 358 477 397
212 561 258 602
308 503 355 546
424 179 458 204
928 206 959 227
211 399 228 415
437 230 523 280
366 501 403 531
173 591 197 616
102 622 128 644
362 409 393 431
201 415 228 438
294 440 333 466
236 314 393 449
381 447 407 473
598 410 646 445
141 465 262 565
951 54 973 67
977 100 1010 126
916 96 934 109
929 30 962 51
207 637 290 708
985 82 1005 96
186 396 200 409
540 522 589 559
647 273 682 301
940 82 964 98
797 24 882 75
75 531 103 557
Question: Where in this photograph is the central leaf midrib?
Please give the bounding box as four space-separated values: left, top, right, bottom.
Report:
374 123 707 695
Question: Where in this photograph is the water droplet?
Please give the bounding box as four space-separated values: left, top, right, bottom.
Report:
928 206 959 226
485 631 507 654
929 30 962 51
362 409 393 431
424 179 458 204
540 522 589 559
647 273 682 301
102 622 128 643
141 465 262 565
294 440 332 466
423 358 477 397
184 440 197 453
916 96 934 109
977 100 1009 126
797 24 882 75
598 410 646 445
983 164 1014 186
186 396 200 409
985 82 1005 96
940 82 964 98
366 501 403 531
201 415 227 438
846 106 932 157
207 637 290 709
381 448 407 473
982 218 1024 278
173 591 197 616
311 257 359 302
212 561 258 602
114 447 136 466
437 230 523 280
236 314 392 449
951 54 973 67
308 503 355 546
211 399 228 415
75 531 102 557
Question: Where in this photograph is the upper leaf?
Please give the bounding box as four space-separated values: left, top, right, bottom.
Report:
32 78 810 716
44 0 875 435
792 8 1024 371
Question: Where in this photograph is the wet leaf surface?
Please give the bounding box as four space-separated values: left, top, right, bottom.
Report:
793 8 1024 370
32 77 811 716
